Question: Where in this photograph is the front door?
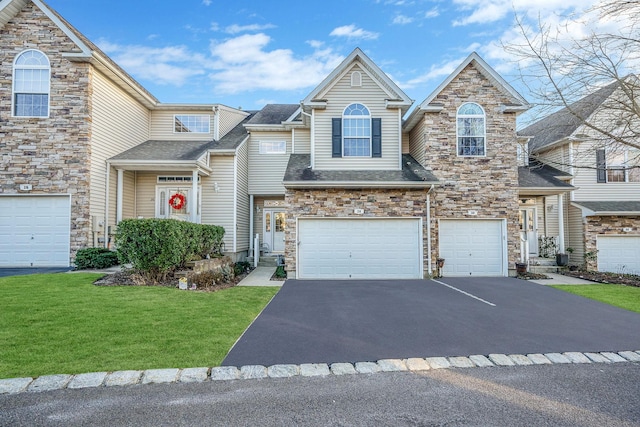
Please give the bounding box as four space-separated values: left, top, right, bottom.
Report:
156 187 200 222
519 208 538 255
264 210 285 253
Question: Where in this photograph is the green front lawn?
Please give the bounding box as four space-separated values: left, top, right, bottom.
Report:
552 284 640 313
0 273 279 378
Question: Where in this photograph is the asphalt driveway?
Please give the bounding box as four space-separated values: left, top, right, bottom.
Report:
0 267 71 278
222 277 640 366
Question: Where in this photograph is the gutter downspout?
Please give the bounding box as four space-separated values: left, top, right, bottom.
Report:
426 184 435 276
104 162 110 249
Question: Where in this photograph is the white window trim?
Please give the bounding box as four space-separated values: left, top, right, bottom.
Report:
342 102 372 158
606 149 640 183
12 49 51 118
157 176 200 183
351 70 362 87
173 114 211 134
456 102 486 158
259 140 287 154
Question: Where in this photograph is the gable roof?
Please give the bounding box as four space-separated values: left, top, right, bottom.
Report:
518 81 619 153
404 52 530 132
572 201 640 216
0 0 159 107
301 48 413 114
246 104 300 125
518 164 574 196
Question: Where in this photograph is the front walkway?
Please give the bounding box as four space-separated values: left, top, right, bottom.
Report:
237 267 284 286
530 273 596 285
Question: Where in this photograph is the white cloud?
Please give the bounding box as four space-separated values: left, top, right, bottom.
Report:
424 7 440 18
202 0 211 5
402 57 465 89
208 33 345 94
224 23 277 34
329 25 379 40
393 15 414 25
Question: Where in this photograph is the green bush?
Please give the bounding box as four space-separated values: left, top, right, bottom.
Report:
234 261 251 276
274 265 287 279
114 219 225 282
74 247 119 270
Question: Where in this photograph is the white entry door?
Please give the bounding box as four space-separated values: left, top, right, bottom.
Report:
519 208 538 255
264 210 285 253
156 187 200 222
0 196 71 267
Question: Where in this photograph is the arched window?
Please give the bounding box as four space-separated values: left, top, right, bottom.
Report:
343 103 371 157
351 70 362 87
13 49 50 117
457 102 485 156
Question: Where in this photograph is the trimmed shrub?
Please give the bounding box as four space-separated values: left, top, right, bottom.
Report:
114 219 225 282
234 261 251 276
74 247 119 270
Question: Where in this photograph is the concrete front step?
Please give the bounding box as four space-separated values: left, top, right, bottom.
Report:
247 256 282 267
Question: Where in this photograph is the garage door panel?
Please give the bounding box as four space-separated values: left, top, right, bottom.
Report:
298 218 422 279
597 236 640 274
0 196 71 267
439 219 505 277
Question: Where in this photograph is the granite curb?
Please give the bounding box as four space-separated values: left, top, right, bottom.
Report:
1 350 639 395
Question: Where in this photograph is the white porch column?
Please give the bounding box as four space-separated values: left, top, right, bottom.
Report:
116 169 124 224
557 193 565 253
249 195 254 252
191 170 199 223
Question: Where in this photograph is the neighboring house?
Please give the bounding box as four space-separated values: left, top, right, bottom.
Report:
1 0 574 278
519 81 640 274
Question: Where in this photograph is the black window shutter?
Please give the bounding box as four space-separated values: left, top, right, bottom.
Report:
372 118 382 158
596 149 607 183
332 118 342 158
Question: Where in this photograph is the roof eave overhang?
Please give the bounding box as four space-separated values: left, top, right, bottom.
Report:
518 187 575 196
283 181 440 189
106 160 212 175
571 202 640 216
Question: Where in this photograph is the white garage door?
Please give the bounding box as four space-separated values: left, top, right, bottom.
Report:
297 218 422 279
0 196 71 267
439 219 506 277
597 236 640 274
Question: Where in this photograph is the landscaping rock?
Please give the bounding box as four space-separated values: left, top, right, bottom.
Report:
267 364 299 378
527 353 552 365
405 358 431 371
508 354 533 366
377 359 407 372
448 357 475 368
469 355 494 367
584 353 611 363
105 370 143 387
28 375 72 392
0 378 32 395
142 369 179 385
330 363 357 375
67 372 108 389
544 353 571 364
563 352 591 364
618 351 640 362
179 368 209 383
210 366 239 381
601 352 627 362
299 363 330 377
240 365 267 379
355 362 381 374
488 354 514 366
425 357 450 369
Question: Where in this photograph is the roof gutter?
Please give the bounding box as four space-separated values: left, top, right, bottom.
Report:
283 181 440 189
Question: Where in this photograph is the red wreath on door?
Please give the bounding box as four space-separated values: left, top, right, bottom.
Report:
168 193 186 210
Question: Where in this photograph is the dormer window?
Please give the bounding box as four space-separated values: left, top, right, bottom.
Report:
343 103 371 157
457 102 486 156
13 49 50 117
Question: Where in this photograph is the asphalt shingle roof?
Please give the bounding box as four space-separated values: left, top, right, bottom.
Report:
246 104 300 125
211 113 255 150
518 81 619 153
109 140 213 162
573 201 640 214
283 154 439 186
518 163 574 189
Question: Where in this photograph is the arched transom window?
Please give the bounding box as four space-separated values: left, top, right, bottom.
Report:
457 102 485 156
343 103 371 157
13 49 50 117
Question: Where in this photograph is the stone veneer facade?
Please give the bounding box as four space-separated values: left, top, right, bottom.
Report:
413 63 521 270
284 188 430 278
584 216 640 271
0 5 92 260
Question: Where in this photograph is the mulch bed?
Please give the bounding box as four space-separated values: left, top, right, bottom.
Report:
561 270 640 287
516 272 550 280
93 268 253 291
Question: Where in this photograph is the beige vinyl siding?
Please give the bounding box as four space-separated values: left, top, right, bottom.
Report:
134 172 157 219
253 197 266 248
543 195 560 238
570 141 640 201
537 145 570 173
568 204 585 264
202 155 235 254
313 64 401 170
294 128 311 154
219 106 249 138
122 171 136 219
236 142 250 252
248 132 291 195
409 116 426 165
150 110 213 140
402 131 410 154
91 70 150 232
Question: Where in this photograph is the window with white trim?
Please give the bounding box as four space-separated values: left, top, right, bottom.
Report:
13 50 50 117
259 140 286 154
174 115 210 133
343 103 371 157
606 149 640 182
457 102 486 156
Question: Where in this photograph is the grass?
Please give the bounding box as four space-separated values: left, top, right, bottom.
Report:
552 284 640 314
0 273 279 378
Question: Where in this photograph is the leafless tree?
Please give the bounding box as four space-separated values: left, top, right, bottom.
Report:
505 0 640 170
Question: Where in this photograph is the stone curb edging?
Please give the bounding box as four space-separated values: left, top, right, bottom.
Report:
1 350 639 396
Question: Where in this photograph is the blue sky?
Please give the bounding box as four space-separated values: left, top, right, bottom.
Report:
45 0 608 112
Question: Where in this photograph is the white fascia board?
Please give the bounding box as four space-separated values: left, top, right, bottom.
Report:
155 103 217 111
107 160 212 174
570 202 640 216
518 187 574 196
283 181 439 189
285 107 302 122
403 105 444 133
